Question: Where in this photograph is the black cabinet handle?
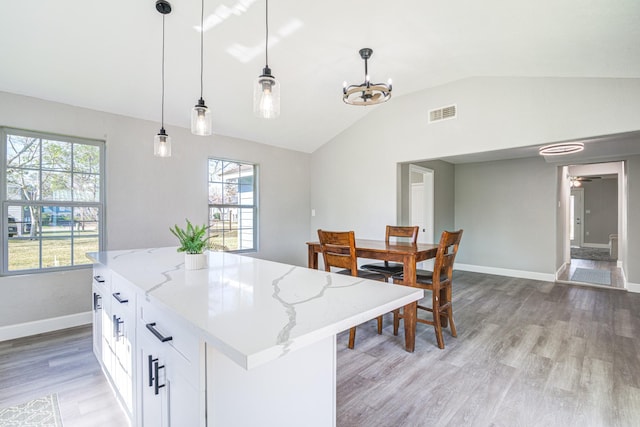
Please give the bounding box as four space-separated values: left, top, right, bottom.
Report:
113 315 123 340
146 322 173 343
93 293 102 311
93 275 105 283
148 354 158 387
154 360 166 395
112 292 129 304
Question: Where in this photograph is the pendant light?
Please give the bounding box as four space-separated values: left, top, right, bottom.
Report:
154 0 172 157
191 0 212 135
343 48 392 106
253 0 280 119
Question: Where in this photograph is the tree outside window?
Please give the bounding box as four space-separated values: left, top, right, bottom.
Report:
2 128 104 273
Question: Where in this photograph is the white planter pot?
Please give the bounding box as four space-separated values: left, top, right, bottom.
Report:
184 252 207 270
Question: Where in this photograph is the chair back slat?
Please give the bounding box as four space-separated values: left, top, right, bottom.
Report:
386 225 419 244
317 230 358 276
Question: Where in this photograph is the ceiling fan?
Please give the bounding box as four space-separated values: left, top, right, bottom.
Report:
570 176 601 187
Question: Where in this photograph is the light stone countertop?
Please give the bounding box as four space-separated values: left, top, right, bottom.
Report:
88 247 423 369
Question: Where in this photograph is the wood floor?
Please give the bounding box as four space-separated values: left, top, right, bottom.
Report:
1 271 639 426
0 326 129 427
337 271 640 426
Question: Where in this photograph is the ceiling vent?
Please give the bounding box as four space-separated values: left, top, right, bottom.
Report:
428 104 457 123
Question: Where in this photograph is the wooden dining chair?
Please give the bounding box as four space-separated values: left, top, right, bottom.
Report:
361 225 420 280
391 229 463 349
317 229 388 349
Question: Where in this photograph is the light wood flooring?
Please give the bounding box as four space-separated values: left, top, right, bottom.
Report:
0 326 129 427
1 271 639 426
557 258 625 289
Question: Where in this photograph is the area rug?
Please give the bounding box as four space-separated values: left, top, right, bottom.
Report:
571 268 612 286
0 394 63 427
570 247 615 262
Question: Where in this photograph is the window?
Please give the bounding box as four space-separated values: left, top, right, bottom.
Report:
1 127 104 274
208 159 257 252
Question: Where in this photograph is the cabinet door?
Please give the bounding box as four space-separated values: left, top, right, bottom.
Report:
138 305 202 427
138 331 168 427
111 276 136 416
91 286 103 358
166 356 200 427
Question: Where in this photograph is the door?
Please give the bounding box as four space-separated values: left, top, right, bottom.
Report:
570 188 584 247
409 165 434 244
409 165 434 269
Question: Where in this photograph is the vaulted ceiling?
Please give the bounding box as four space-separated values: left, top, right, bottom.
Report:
1 0 639 153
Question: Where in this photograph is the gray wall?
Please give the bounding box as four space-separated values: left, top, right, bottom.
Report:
398 160 455 238
0 91 311 328
454 157 557 273
583 178 618 245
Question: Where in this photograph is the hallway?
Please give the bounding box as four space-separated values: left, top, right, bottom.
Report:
557 258 624 290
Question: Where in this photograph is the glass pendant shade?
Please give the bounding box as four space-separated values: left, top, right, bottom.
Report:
154 129 172 157
253 69 280 119
191 98 212 135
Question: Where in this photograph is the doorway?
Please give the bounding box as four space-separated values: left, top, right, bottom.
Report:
559 162 625 289
408 165 434 269
409 165 434 245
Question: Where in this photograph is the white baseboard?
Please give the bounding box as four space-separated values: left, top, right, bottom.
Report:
555 262 570 280
0 311 92 342
582 243 610 249
627 282 640 293
617 260 623 268
455 263 555 282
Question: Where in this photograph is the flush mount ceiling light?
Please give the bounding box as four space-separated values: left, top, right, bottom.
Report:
253 0 280 119
191 0 212 136
538 142 584 156
154 0 172 157
343 48 392 106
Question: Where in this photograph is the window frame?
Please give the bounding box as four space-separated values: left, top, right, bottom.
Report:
1 127 106 275
207 157 258 253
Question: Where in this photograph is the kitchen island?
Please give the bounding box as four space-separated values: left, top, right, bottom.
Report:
89 247 423 426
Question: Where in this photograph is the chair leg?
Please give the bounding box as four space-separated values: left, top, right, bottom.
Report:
439 287 449 328
445 286 457 337
432 292 445 349
393 309 400 336
348 327 356 349
377 315 383 334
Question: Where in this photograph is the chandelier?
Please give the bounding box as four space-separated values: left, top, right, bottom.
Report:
343 48 392 106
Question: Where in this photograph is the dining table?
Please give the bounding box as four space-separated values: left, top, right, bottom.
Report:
306 239 439 352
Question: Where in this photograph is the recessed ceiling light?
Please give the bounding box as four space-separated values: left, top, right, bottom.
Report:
538 142 585 156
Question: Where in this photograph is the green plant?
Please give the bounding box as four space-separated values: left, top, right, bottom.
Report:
169 219 210 254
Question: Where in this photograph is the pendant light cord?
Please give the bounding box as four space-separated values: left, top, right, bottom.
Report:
161 14 166 129
200 0 204 99
265 0 269 67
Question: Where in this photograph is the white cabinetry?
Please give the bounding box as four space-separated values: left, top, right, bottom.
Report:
90 248 423 427
93 265 201 427
109 273 136 415
137 296 202 427
92 269 135 420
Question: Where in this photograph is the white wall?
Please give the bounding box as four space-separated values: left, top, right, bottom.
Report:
311 76 640 279
0 91 310 333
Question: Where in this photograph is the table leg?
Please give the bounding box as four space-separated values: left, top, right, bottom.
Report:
403 301 416 353
308 245 319 270
401 254 417 352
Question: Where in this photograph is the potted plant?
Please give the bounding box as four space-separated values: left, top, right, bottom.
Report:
169 219 210 270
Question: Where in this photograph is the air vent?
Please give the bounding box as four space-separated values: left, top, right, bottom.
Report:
428 104 457 123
